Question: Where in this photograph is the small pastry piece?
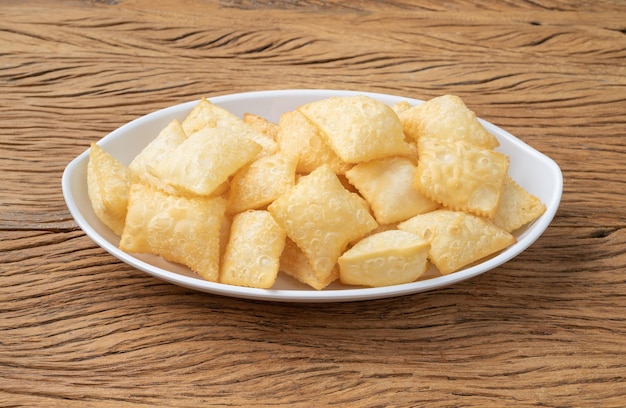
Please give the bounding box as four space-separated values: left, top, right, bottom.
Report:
220 210 286 289
414 138 508 218
339 230 430 287
493 176 546 232
182 97 277 157
280 238 339 290
227 153 297 214
120 183 226 282
298 95 411 163
398 209 515 275
87 143 131 236
268 165 378 281
345 156 438 225
129 119 187 194
398 94 499 149
152 126 261 197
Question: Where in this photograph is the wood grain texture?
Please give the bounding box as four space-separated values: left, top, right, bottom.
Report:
1 0 625 406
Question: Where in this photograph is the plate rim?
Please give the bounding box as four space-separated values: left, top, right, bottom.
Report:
62 89 563 302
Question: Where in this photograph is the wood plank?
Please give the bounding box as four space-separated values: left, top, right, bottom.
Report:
1 1 625 406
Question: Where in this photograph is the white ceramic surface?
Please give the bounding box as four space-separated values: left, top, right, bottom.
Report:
62 89 563 302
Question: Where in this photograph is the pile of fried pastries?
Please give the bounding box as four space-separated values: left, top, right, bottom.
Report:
87 94 545 289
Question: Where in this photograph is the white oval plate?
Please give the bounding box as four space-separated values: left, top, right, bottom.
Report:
62 89 562 302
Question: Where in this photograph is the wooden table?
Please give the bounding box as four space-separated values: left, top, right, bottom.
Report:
2 1 625 406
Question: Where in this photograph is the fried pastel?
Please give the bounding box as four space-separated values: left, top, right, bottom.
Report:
493 176 546 232
398 209 515 275
119 183 226 281
87 143 131 236
277 109 351 175
280 238 339 290
220 210 286 289
298 95 411 163
414 138 508 218
153 126 261 196
129 119 187 194
268 165 378 280
227 153 297 214
345 156 438 225
398 94 499 149
182 98 277 157
338 230 430 287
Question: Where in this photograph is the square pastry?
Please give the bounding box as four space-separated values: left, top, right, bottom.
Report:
298 95 411 163
268 165 378 280
414 138 509 218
